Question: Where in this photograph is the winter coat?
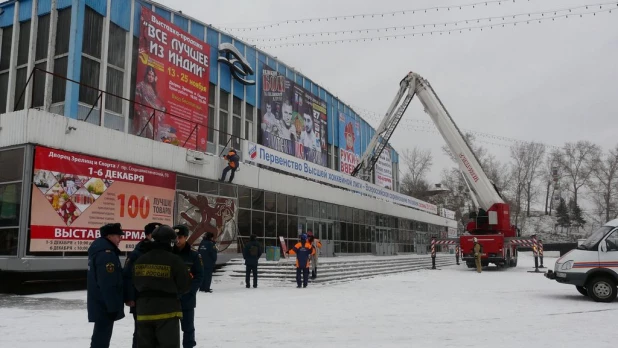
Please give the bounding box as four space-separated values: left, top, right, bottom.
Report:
224 151 240 169
199 239 218 269
243 240 263 266
87 237 125 323
123 238 150 313
473 242 482 258
173 243 204 310
289 241 315 269
132 242 192 321
308 237 322 268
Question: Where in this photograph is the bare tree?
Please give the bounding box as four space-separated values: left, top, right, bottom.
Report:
590 144 618 223
542 149 562 215
510 143 529 224
400 146 433 198
524 142 546 216
559 141 602 206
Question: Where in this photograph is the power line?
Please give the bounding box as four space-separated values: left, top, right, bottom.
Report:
218 0 528 31
239 2 618 42
255 7 615 48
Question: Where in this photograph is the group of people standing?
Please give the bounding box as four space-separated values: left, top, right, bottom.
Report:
86 222 218 348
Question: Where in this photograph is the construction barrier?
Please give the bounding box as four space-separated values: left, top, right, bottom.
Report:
539 239 545 268
431 237 436 269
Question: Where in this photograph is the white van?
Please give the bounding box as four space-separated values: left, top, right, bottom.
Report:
545 218 618 302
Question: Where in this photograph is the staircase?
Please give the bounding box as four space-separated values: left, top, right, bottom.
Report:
219 254 458 285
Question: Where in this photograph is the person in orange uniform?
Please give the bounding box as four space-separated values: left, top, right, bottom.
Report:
306 230 322 280
288 234 315 288
219 149 240 183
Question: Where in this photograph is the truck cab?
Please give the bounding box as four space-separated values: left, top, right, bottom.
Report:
545 218 618 302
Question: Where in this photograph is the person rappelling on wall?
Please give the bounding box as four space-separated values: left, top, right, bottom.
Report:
219 149 240 184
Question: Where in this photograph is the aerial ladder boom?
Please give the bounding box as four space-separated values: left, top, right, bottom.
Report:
354 72 515 236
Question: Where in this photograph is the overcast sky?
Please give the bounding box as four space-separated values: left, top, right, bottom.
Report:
159 0 618 184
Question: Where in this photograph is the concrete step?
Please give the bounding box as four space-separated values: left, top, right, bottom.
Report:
225 255 455 269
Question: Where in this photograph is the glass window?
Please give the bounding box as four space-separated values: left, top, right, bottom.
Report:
237 209 251 236
264 191 276 212
13 68 27 110
218 110 228 146
245 104 254 121
277 194 287 214
265 212 276 238
297 198 305 216
306 200 313 218
0 72 8 113
605 230 618 252
287 215 298 239
320 202 327 219
36 15 51 61
55 9 71 55
176 176 198 192
339 206 346 222
32 62 47 108
251 210 264 237
17 20 31 66
233 96 242 116
238 187 251 209
107 23 126 68
82 7 103 58
232 115 241 149
353 209 359 223
287 196 297 215
252 189 264 210
208 106 215 145
313 200 319 219
276 214 286 238
219 90 229 110
0 228 18 256
52 56 68 104
198 180 218 195
219 184 236 198
105 67 124 114
0 148 24 182
0 183 21 227
0 26 13 70
79 57 100 106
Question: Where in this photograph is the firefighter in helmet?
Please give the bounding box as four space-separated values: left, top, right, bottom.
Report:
473 237 482 273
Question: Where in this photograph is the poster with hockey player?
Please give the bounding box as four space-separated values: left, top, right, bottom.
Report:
338 112 361 175
260 64 327 166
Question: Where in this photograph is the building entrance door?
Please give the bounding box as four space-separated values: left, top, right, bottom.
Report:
306 219 334 257
415 232 428 255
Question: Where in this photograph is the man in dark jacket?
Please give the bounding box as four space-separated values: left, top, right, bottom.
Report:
219 148 240 183
173 224 204 348
198 232 218 292
123 222 161 348
87 223 126 348
242 234 262 288
132 225 192 348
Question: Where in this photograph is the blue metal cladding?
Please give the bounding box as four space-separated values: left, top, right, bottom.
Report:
303 78 309 91
206 27 218 85
0 3 15 27
245 46 256 106
311 83 317 96
18 0 32 21
154 6 170 21
172 14 188 32
38 0 51 15
64 0 86 119
285 66 293 80
218 34 232 93
256 52 265 108
110 0 130 31
276 62 285 75
232 40 246 99
295 73 302 85
58 0 72 9
85 0 106 16
133 1 143 35
190 21 205 41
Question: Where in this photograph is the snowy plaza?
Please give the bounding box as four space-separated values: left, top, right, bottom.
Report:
1 253 616 348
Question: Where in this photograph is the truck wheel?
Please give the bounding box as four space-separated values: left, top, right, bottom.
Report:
466 261 475 268
575 286 588 296
587 276 617 303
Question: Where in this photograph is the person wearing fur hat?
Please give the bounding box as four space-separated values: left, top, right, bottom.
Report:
123 222 161 348
87 223 126 348
173 224 204 348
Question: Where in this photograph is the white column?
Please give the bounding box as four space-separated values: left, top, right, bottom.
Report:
123 0 135 133
98 0 112 127
6 1 20 112
43 0 58 112
24 0 39 109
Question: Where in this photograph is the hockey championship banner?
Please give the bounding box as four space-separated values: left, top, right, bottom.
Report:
375 148 393 190
260 64 328 166
132 7 210 151
338 112 361 175
29 146 176 252
245 141 438 215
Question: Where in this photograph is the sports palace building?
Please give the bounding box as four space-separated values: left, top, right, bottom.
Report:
0 0 457 287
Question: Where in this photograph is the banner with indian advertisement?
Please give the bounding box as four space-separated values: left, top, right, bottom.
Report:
132 7 210 151
375 148 393 190
29 146 176 252
176 191 238 253
260 64 328 166
338 112 361 175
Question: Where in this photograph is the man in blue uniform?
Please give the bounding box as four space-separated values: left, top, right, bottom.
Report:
173 224 204 348
87 223 126 348
242 234 262 288
198 232 217 292
288 233 316 288
123 222 161 348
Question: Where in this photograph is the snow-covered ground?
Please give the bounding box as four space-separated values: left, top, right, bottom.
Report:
1 253 616 348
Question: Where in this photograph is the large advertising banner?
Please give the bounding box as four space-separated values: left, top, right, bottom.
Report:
132 7 210 151
375 148 393 189
29 146 176 252
338 112 361 175
245 141 439 214
176 191 237 252
260 64 328 166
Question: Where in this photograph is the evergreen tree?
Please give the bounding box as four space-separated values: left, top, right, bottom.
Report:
570 202 586 227
556 198 571 227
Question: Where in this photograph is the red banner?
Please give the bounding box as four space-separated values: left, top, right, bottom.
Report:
29 146 177 252
132 7 210 151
